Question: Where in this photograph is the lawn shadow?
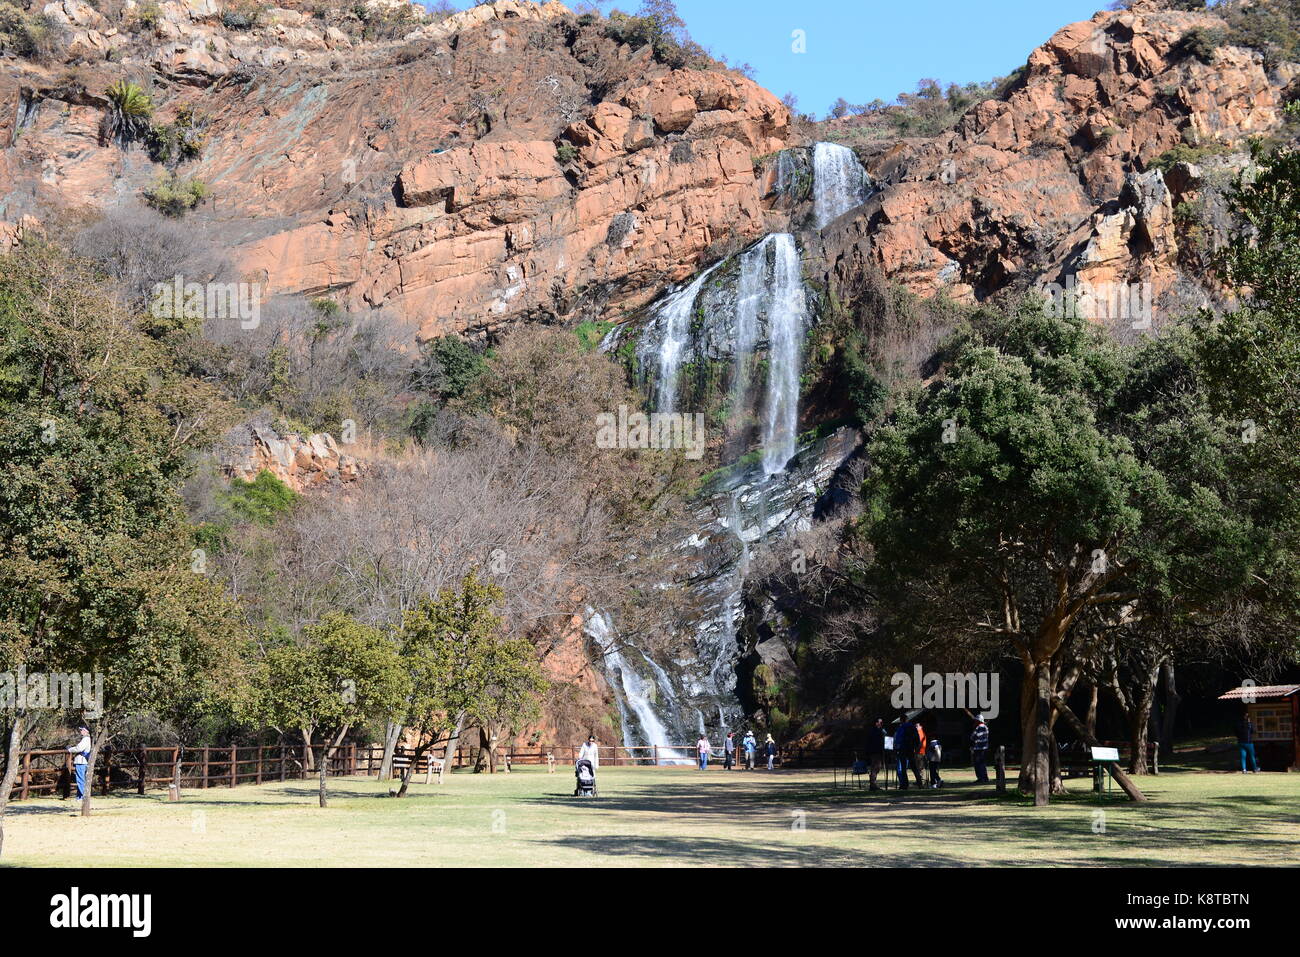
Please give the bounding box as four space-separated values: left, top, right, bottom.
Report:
534 833 966 867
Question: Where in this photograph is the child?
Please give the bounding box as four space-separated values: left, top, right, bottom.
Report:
926 736 943 789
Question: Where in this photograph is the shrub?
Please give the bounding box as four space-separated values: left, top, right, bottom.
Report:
1148 140 1233 173
0 3 64 58
555 142 579 165
350 1 417 41
1219 0 1300 70
604 0 710 70
103 80 153 146
145 105 210 165
1175 26 1226 64
409 334 487 405
226 470 299 526
143 172 210 216
129 0 161 31
221 0 265 30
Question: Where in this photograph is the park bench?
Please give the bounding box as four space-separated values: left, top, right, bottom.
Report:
392 752 445 784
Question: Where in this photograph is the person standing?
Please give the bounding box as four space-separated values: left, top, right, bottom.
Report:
578 734 600 769
912 720 928 788
894 716 913 789
67 725 91 801
696 734 711 770
970 714 990 784
926 736 943 788
1236 712 1259 773
723 731 736 770
742 730 757 770
865 718 886 791
764 734 777 770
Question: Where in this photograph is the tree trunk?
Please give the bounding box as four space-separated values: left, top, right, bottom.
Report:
171 745 183 800
1158 661 1179 760
317 725 350 808
0 713 27 859
81 723 110 817
301 727 315 772
318 744 328 808
378 721 402 780
1128 661 1161 775
395 741 428 798
1033 663 1052 806
443 711 466 774
1017 653 1056 805
1017 653 1038 794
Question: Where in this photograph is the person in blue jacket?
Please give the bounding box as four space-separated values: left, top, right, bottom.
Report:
894 715 914 789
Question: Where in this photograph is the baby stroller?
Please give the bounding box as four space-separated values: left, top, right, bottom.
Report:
574 758 598 797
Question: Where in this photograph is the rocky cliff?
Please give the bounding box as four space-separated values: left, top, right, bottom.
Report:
2 0 789 340
815 1 1293 322
4 0 1292 339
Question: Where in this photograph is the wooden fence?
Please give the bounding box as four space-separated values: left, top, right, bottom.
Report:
1 737 1162 802
3 741 709 802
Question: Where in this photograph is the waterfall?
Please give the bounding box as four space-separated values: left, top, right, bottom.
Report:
585 612 691 765
812 142 869 229
726 233 809 475
637 263 721 414
731 239 766 409
758 234 807 475
596 230 814 753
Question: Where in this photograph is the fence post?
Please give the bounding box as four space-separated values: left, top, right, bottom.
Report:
201 746 210 789
279 745 287 782
995 745 1006 792
230 746 237 787
137 748 146 795
99 753 109 796
19 749 31 801
653 745 658 767
256 746 264 785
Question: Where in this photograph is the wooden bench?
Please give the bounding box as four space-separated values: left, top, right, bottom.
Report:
392 753 445 784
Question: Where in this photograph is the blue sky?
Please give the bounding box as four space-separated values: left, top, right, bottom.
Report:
434 1 1111 117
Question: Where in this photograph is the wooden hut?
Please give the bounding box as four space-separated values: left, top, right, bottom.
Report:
1217 684 1299 771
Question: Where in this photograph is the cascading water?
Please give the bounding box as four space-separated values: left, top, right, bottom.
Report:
636 263 722 414
757 234 808 475
812 141 870 229
585 612 691 765
591 231 821 752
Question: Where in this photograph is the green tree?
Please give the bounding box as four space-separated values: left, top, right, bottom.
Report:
861 304 1281 804
249 615 408 807
1196 149 1300 456
390 569 544 796
0 240 238 832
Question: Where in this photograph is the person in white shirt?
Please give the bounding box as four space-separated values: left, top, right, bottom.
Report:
67 725 91 800
577 734 600 769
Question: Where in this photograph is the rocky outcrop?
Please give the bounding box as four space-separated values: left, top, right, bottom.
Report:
217 422 363 491
817 3 1292 315
1 0 789 341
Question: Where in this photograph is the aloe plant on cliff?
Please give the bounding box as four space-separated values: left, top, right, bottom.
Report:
102 80 153 147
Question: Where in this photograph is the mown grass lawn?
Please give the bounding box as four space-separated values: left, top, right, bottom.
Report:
4 765 1297 867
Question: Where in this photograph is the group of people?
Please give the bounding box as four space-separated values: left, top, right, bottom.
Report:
861 713 991 791
696 730 776 770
